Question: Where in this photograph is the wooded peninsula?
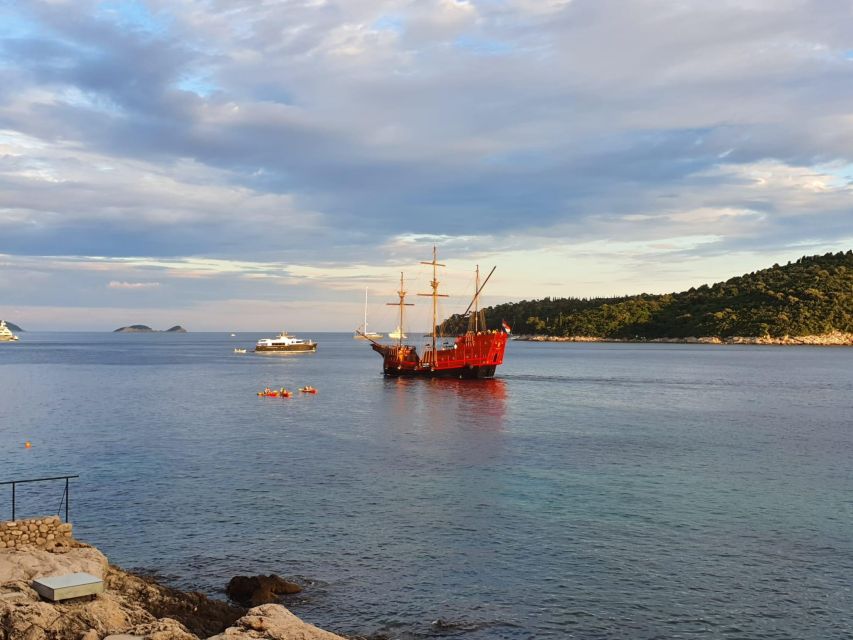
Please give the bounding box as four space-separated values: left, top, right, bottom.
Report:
444 251 853 342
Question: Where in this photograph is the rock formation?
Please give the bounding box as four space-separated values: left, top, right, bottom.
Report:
514 331 853 345
0 530 344 640
113 325 155 333
207 604 345 640
225 575 302 607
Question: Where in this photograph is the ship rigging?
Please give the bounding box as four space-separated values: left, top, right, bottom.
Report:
359 247 509 378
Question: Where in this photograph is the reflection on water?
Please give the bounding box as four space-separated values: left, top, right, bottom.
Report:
385 376 507 427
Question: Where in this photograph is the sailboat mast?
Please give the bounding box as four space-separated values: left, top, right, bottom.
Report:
431 249 438 354
386 272 412 349
474 265 480 333
364 287 368 335
460 266 496 318
398 274 404 348
419 246 448 364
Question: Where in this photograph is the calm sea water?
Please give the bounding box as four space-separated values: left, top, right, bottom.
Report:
0 333 851 639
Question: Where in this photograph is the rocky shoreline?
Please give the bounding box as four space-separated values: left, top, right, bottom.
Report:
0 525 345 640
514 330 853 346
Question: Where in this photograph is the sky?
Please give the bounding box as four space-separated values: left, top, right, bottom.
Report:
1 0 851 331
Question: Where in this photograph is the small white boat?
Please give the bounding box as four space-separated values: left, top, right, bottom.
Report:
230 333 237 337
388 325 407 340
233 348 247 354
0 320 19 342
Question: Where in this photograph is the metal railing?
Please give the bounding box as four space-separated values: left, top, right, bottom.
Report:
0 475 79 522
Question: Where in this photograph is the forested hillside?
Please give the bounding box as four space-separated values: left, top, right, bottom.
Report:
443 251 853 339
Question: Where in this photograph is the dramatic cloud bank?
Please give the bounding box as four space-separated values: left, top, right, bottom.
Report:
1 0 851 329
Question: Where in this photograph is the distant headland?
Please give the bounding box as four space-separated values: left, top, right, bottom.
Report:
0 320 23 332
442 251 853 344
114 325 187 333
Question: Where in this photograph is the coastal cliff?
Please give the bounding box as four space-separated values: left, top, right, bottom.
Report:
0 520 344 640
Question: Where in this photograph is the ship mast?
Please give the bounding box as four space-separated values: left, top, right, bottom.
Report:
474 265 480 333
418 245 448 365
387 272 413 349
462 266 496 317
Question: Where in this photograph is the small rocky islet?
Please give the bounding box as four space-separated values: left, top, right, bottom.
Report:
113 325 187 333
0 320 23 332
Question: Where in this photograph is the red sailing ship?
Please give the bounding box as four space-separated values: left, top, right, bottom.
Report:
360 248 509 378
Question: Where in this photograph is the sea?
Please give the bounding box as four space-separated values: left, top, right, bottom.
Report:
0 332 851 639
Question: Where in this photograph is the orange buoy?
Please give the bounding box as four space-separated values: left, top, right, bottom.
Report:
25 441 31 448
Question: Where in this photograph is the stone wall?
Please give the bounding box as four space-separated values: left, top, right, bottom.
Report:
0 516 72 550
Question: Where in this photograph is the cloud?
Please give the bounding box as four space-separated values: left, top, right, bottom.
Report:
108 280 161 289
0 0 851 327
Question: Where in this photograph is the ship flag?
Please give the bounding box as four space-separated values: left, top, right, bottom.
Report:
501 320 512 334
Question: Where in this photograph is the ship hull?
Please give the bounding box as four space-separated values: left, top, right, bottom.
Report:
382 364 497 379
372 331 508 379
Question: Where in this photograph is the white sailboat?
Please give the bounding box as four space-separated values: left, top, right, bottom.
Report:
354 287 383 339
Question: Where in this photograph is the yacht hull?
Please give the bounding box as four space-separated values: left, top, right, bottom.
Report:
255 344 317 353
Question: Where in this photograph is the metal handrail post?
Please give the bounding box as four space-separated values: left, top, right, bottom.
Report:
11 482 15 521
65 478 69 522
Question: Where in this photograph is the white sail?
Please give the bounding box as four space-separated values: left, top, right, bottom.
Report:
355 287 383 339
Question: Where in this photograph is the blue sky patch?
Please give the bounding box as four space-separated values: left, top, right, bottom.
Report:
454 35 513 55
96 0 172 36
